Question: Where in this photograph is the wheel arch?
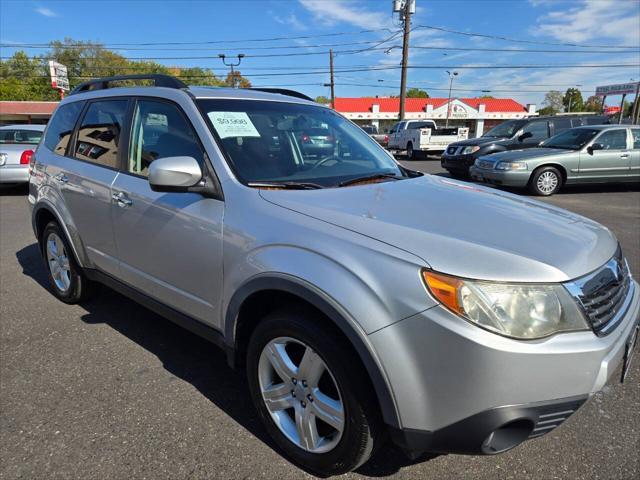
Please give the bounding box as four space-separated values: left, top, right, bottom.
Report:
225 274 401 428
32 201 88 267
531 163 567 184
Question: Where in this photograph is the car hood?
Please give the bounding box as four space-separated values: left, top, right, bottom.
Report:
259 176 617 283
448 136 509 147
484 148 571 162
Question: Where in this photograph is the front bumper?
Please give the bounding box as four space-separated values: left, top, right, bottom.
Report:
441 154 477 172
0 165 29 184
469 166 531 187
371 279 639 455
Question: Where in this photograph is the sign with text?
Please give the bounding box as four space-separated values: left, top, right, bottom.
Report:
48 61 69 91
595 82 639 97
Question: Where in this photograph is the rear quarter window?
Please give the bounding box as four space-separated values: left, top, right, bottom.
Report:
44 101 85 156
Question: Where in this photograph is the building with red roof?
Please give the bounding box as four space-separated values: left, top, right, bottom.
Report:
333 97 537 137
0 101 59 125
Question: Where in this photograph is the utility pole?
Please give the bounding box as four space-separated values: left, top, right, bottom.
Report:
445 70 458 128
394 0 415 120
329 49 335 108
218 54 245 88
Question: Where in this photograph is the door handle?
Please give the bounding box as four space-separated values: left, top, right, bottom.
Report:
53 172 68 183
112 191 133 207
620 153 629 159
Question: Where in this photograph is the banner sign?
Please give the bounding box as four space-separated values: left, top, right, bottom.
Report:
48 61 69 91
595 82 639 97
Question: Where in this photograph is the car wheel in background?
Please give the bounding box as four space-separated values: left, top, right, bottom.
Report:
246 307 381 476
41 221 96 304
406 142 415 160
529 166 562 196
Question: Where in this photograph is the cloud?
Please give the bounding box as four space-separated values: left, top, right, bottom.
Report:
35 6 58 17
270 11 307 31
298 0 388 30
531 0 640 45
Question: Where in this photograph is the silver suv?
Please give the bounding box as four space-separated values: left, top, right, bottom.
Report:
29 75 639 476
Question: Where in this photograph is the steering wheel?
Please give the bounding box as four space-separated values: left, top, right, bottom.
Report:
309 155 344 170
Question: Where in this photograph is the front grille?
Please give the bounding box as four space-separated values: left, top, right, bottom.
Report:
566 249 632 336
528 398 585 439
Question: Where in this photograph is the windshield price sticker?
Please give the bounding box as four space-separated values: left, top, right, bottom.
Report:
208 112 261 139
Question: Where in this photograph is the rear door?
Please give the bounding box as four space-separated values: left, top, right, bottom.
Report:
110 97 224 325
46 98 127 276
578 128 630 182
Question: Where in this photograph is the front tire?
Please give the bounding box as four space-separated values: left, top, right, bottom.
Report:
406 142 415 160
41 221 96 304
529 166 562 196
246 308 380 476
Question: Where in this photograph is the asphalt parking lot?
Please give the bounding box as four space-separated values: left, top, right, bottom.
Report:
1 161 639 480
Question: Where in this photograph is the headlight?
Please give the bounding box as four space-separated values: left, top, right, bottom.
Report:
461 146 480 155
422 271 589 339
495 161 527 170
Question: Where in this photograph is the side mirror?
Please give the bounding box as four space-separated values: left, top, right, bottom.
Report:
518 131 533 142
148 156 203 193
587 143 604 154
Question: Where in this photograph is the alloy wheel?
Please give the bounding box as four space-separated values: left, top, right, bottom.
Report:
46 232 71 292
258 337 345 453
536 171 559 195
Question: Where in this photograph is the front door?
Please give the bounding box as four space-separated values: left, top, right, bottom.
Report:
578 128 630 182
110 98 224 326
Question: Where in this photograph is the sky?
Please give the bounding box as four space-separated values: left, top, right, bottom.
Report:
1 0 639 107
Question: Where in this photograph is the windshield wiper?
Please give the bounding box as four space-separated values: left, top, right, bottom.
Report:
247 181 323 190
338 173 401 187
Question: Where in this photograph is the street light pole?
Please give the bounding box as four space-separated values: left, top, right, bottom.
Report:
396 0 415 120
218 54 245 88
445 70 458 128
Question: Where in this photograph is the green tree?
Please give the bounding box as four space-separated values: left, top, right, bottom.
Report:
583 95 603 112
0 38 249 100
315 95 330 104
563 88 584 112
479 95 494 99
541 90 563 114
406 88 429 98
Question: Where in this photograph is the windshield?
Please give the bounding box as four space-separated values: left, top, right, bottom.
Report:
482 120 526 138
540 128 599 150
198 99 405 188
360 125 377 134
0 129 43 144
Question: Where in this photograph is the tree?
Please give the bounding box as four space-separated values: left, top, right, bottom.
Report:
563 88 584 112
315 96 330 104
0 38 249 100
583 95 603 112
541 90 563 114
479 95 494 99
224 70 251 88
406 88 429 98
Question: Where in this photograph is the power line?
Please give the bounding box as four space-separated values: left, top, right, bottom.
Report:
414 24 640 49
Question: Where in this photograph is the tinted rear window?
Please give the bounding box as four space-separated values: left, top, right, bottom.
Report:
0 129 43 144
44 102 84 155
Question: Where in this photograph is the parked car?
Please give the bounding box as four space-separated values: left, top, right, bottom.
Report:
0 124 45 185
387 119 469 159
470 125 640 195
297 126 335 158
30 75 639 476
442 114 610 178
360 124 388 147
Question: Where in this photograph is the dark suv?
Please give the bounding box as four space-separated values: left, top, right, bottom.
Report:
441 114 609 177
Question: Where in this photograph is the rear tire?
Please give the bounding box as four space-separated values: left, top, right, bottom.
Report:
528 166 562 196
246 307 381 476
40 221 96 304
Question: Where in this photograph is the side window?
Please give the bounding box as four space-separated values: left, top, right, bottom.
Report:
521 121 549 140
74 100 128 168
552 118 572 133
128 100 204 176
595 129 628 150
44 102 84 156
632 129 640 149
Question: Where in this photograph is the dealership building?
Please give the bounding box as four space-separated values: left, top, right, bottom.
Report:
333 97 537 137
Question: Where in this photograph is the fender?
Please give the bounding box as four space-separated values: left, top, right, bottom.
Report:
32 199 89 267
225 273 402 428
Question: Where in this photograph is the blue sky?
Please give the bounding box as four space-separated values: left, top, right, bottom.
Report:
1 0 639 106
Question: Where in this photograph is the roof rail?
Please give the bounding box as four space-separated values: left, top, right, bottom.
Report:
247 88 314 102
69 74 187 96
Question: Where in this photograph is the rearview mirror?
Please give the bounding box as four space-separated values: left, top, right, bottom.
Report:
587 143 604 154
149 156 203 193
